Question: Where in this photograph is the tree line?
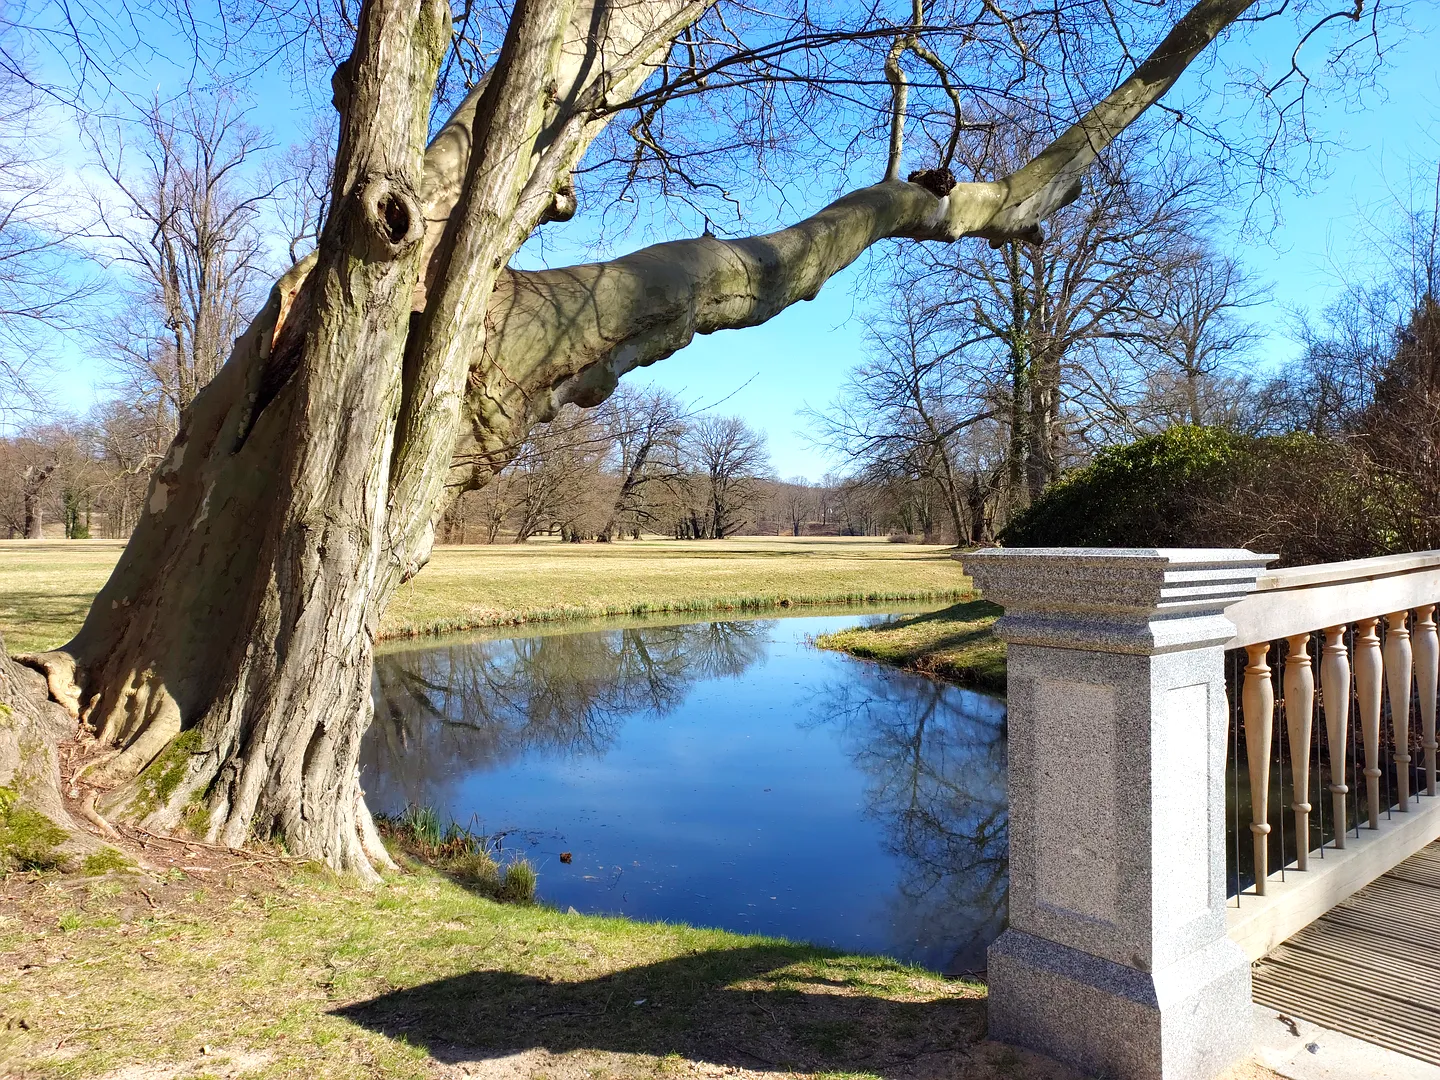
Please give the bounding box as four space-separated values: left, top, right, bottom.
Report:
807 128 1440 550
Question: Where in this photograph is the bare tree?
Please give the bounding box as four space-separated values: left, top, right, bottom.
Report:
597 385 688 539
0 71 93 425
1127 244 1267 427
0 424 70 537
12 0 1351 870
686 415 769 538
806 276 997 544
916 134 1220 509
503 406 611 542
17 456 55 538
89 89 276 414
775 478 815 537
89 398 172 537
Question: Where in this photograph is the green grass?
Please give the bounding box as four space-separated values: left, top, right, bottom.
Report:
0 537 972 654
376 805 538 903
0 860 1016 1080
813 600 1007 694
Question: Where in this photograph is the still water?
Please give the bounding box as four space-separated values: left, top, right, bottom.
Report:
362 610 1008 974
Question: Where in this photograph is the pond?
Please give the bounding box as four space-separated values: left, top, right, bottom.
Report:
362 609 1008 975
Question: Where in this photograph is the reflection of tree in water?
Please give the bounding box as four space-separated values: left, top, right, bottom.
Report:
807 668 1007 974
363 620 771 813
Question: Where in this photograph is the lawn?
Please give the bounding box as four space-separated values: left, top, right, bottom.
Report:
0 851 1054 1080
0 536 973 655
813 600 1007 695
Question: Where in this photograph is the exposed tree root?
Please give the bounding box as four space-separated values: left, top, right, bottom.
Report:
78 791 120 839
0 634 107 868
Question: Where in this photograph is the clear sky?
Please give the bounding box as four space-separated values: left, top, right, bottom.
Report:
36 3 1440 481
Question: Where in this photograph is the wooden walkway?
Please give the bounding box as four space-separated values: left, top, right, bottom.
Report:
1252 841 1440 1066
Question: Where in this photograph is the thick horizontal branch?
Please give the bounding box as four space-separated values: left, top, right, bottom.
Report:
480 180 943 429
463 0 1259 478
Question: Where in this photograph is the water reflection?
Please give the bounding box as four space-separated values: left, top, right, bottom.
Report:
805 670 1007 972
368 620 770 805
364 613 1008 974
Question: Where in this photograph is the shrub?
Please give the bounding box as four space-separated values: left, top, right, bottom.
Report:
1000 426 1391 566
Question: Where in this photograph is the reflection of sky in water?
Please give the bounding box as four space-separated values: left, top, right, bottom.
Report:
364 612 1007 974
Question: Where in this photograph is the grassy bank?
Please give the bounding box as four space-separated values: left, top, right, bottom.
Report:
0 852 1054 1080
814 600 1007 695
0 537 970 655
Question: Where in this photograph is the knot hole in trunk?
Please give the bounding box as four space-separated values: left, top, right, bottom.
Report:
358 175 423 255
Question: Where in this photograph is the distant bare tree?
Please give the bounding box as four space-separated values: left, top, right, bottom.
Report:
272 116 336 264
505 407 611 543
686 415 770 539
806 278 992 545
598 386 687 539
89 399 172 537
18 457 55 537
0 425 64 537
1128 244 1267 427
926 137 1217 506
775 479 815 537
0 70 92 425
89 89 276 414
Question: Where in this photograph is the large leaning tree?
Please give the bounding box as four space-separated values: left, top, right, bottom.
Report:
4 0 1357 874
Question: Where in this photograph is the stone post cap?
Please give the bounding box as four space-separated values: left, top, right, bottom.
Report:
960 547 1276 654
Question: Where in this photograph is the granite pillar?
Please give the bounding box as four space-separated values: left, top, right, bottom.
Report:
963 547 1274 1080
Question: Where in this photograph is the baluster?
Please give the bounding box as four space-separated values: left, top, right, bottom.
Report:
1355 617 1384 828
1243 643 1274 893
1415 605 1439 798
1284 633 1314 869
1320 625 1351 847
1386 611 1414 810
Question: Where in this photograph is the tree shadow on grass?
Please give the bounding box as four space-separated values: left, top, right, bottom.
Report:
333 942 992 1077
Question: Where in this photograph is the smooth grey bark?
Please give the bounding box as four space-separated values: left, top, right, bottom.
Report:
23 0 1258 872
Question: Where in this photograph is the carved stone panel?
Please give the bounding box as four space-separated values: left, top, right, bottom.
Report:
1034 678 1119 925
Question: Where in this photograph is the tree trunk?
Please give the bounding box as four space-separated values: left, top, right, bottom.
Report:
0 629 101 870
22 497 41 539
23 0 475 879
21 463 54 539
1006 339 1031 511
966 472 989 544
1026 353 1059 498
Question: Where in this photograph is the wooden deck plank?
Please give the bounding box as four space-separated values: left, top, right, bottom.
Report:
1253 839 1440 1066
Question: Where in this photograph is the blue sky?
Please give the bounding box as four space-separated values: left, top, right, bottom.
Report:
40 3 1440 481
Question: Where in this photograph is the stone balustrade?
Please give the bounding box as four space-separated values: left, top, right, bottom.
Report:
961 547 1440 1080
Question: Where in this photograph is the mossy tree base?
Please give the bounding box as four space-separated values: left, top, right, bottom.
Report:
0 630 113 873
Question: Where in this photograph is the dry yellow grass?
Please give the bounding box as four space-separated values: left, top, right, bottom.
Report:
813 600 1005 694
0 536 971 654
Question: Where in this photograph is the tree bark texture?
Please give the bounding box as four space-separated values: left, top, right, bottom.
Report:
22 462 55 539
0 630 102 869
21 0 1258 872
